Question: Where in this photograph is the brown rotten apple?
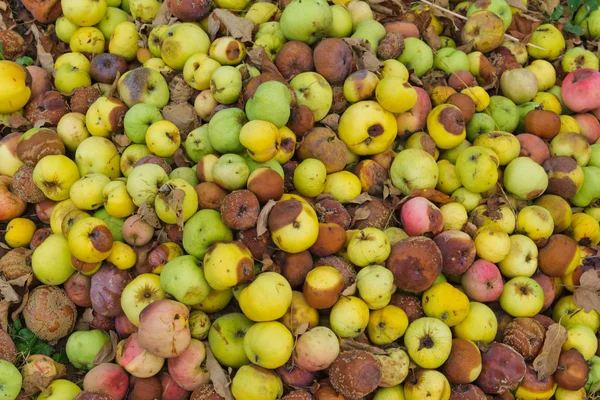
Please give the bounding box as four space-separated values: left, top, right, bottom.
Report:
386 236 443 292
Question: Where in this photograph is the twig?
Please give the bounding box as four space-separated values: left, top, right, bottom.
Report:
419 0 547 51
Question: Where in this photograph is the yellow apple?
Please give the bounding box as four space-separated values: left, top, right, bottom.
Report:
239 272 293 321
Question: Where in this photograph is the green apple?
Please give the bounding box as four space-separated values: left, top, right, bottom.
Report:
528 24 565 61
466 113 496 141
62 0 107 26
326 5 353 38
526 59 556 91
33 155 80 201
119 144 152 177
170 167 199 186
453 302 497 343
243 321 294 369
253 35 284 61
184 126 216 163
160 255 211 305
37 380 81 400
246 81 291 128
118 68 170 109
434 47 470 74
455 146 499 193
148 25 168 57
210 66 243 105
390 149 439 194
280 0 332 44
231 365 283 400
183 53 221 91
486 95 519 133
245 156 285 179
183 209 233 259
571 166 600 207
562 324 598 360
500 68 539 105
93 208 125 242
499 277 544 317
586 355 600 393
329 296 370 338
54 65 91 93
404 370 451 400
294 158 327 197
498 234 538 278
503 157 548 200
126 163 169 206
76 136 121 178
589 143 600 167
0 360 22 400
55 16 79 43
516 102 541 133
290 71 333 121
66 330 111 369
398 38 434 78
347 228 391 268
129 0 162 22
207 107 247 154
466 0 512 30
57 112 90 152
121 273 165 326
123 104 163 144
209 313 254 368
255 21 285 43
351 19 386 52
154 178 199 224
70 173 111 210
95 6 129 40
439 140 471 165
212 154 250 191
55 52 91 72
404 317 452 369
356 264 395 310
210 36 247 65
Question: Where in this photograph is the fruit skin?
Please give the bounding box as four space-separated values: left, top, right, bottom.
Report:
455 146 499 193
453 302 498 344
441 338 482 384
499 277 545 317
561 68 600 113
33 155 80 201
422 282 470 327
329 350 382 398
404 317 453 369
554 349 590 391
66 330 111 370
203 241 254 291
476 343 526 395
239 272 293 322
0 61 32 114
160 255 211 306
390 149 439 194
528 24 566 61
243 321 294 369
32 234 75 285
404 370 450 400
182 209 233 260
398 37 434 78
37 379 81 400
160 23 211 70
356 264 394 310
503 156 548 200
268 198 319 254
338 100 398 155
137 299 191 359
280 0 332 45
330 296 370 338
231 364 283 400
562 323 598 360
367 305 408 346
427 104 466 149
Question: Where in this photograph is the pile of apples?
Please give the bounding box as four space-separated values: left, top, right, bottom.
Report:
2 0 600 398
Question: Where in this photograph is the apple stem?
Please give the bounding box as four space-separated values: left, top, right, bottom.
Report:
418 0 547 51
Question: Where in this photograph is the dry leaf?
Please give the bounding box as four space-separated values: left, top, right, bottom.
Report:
352 208 371 224
205 346 234 400
168 75 194 103
256 199 277 237
246 47 282 77
162 102 200 138
574 269 600 313
347 192 373 204
137 203 162 229
339 338 387 355
320 114 340 131
484 196 505 221
508 13 540 43
343 38 383 72
505 0 527 11
93 330 118 364
528 0 558 14
30 24 54 75
208 12 220 41
423 25 442 51
409 189 453 204
112 134 131 153
0 302 9 332
162 188 186 229
152 1 177 26
75 308 94 331
213 9 254 43
533 323 568 380
7 273 32 287
260 256 277 273
9 113 31 130
0 277 20 303
293 322 309 336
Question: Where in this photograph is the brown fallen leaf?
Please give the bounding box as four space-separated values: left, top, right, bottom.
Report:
574 269 600 313
137 203 162 229
528 0 558 14
246 47 282 77
396 189 453 207
347 192 373 205
162 102 200 138
508 13 540 43
0 277 20 303
256 199 277 237
93 330 119 364
505 0 527 11
339 338 387 355
293 322 309 336
343 38 383 72
205 346 234 400
213 9 254 43
112 134 132 153
484 195 505 221
0 302 10 332
30 24 54 75
352 207 371 224
533 323 568 380
75 308 94 331
423 25 442 51
320 114 340 131
152 1 177 26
